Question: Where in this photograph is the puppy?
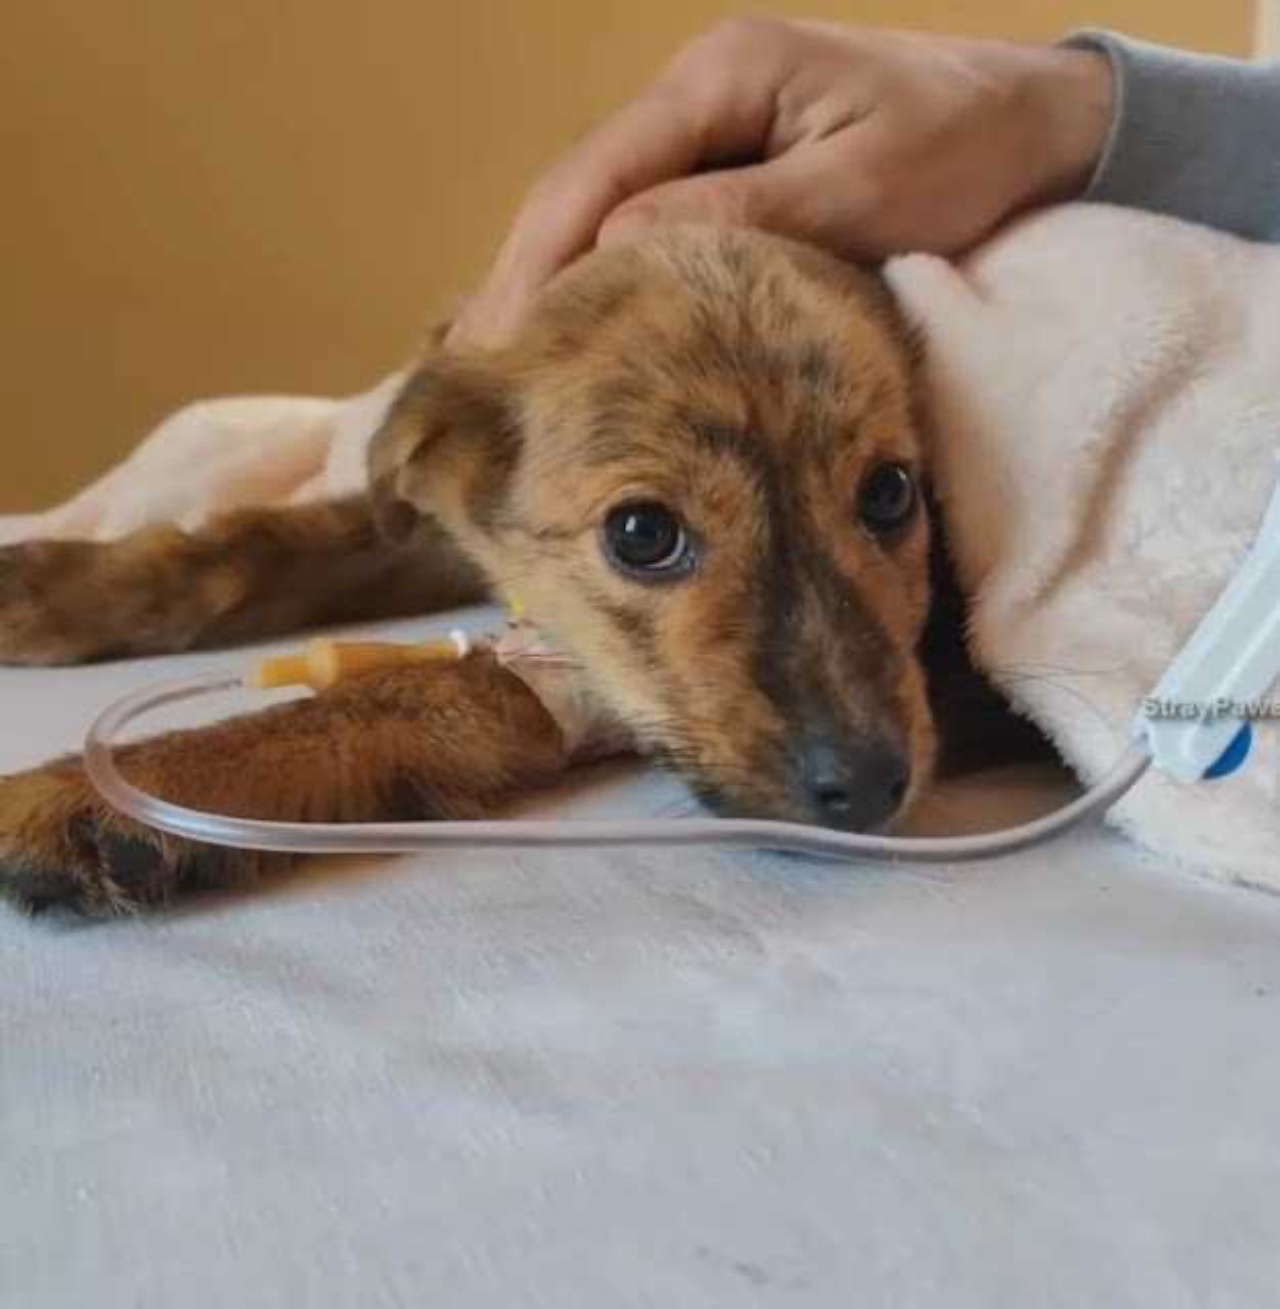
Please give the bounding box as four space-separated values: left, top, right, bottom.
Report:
0 226 1030 913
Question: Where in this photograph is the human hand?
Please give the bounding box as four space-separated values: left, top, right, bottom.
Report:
449 18 1112 348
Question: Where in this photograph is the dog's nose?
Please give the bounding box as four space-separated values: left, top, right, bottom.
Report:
794 737 911 832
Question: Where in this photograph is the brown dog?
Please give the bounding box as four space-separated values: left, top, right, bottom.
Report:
0 226 1035 913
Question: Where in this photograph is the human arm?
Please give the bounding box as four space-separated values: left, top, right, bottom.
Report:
1064 30 1280 243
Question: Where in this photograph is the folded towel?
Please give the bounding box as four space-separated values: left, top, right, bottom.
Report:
5 204 1277 889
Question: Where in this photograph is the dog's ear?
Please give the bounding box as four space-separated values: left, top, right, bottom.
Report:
368 356 522 544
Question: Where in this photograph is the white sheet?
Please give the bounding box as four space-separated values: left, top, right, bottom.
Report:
5 611 1280 1308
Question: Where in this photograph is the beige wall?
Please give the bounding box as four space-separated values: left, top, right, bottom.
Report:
0 1 1254 510
1258 0 1280 53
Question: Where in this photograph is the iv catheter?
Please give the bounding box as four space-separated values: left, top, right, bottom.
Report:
82 477 1280 865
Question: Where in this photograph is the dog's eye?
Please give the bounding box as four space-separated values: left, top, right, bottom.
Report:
857 463 917 536
601 501 691 576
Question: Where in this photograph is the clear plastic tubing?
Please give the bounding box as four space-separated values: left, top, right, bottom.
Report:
84 673 1153 865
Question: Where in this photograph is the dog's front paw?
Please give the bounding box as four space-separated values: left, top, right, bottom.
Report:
0 763 211 915
0 540 115 665
0 531 242 665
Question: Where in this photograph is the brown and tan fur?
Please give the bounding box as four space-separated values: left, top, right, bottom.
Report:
0 226 1037 915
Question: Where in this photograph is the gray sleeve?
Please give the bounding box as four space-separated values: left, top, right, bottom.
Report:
1063 30 1280 242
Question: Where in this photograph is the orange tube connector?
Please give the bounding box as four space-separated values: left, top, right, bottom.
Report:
248 635 467 692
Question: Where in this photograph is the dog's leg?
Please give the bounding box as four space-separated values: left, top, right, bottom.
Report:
0 497 487 665
0 654 568 915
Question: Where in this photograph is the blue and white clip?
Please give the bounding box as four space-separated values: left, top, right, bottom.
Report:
1136 475 1280 783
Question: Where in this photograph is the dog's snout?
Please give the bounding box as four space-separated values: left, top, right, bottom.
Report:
793 736 910 832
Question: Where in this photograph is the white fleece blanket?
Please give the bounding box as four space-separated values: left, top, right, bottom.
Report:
5 204 1277 890
886 205 1280 892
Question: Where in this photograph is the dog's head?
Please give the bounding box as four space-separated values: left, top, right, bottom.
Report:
371 226 934 830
